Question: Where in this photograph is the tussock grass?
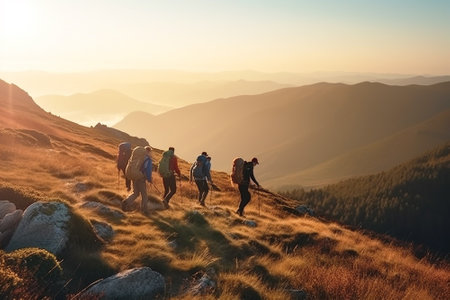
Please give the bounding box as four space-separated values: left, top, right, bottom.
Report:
0 182 44 209
0 248 62 298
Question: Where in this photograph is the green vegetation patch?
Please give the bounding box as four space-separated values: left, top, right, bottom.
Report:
1 248 62 298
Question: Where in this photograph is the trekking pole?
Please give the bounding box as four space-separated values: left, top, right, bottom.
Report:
209 182 213 206
257 188 261 216
151 182 161 195
179 176 182 204
117 170 120 192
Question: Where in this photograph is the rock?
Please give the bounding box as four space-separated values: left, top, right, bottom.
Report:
0 200 16 219
0 209 23 247
147 200 165 211
286 289 307 300
81 267 165 299
91 220 114 241
244 220 257 227
295 205 315 216
190 268 217 296
5 201 70 255
168 240 177 249
80 201 125 220
0 209 23 232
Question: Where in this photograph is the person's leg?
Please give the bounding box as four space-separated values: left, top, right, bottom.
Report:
195 180 203 202
121 169 131 191
122 180 139 210
237 184 248 215
200 181 209 205
164 174 177 204
137 179 148 213
163 177 170 198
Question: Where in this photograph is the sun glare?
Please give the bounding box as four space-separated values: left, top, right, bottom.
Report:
0 0 35 38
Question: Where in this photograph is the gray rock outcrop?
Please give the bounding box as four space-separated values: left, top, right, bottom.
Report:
295 205 315 216
80 201 125 220
0 209 23 247
91 219 114 241
0 200 16 218
80 267 165 299
5 201 70 255
190 268 217 296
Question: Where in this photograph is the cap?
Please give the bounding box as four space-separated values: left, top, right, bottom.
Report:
251 157 259 164
202 151 208 156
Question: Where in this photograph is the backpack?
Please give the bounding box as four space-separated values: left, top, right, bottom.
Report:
125 146 147 180
158 150 174 178
230 157 245 184
117 142 132 171
192 155 207 179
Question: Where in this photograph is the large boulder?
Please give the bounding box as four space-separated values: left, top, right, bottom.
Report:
5 201 70 255
0 209 23 248
81 267 165 299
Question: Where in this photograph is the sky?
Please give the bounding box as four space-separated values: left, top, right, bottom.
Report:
0 0 449 74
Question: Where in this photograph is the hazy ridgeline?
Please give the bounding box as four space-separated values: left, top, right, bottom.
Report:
283 142 450 254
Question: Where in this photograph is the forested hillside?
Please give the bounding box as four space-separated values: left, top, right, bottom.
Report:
283 142 450 254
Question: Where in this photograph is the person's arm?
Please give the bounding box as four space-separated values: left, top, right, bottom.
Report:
143 158 152 182
249 167 259 187
205 164 212 182
189 163 195 182
171 156 181 176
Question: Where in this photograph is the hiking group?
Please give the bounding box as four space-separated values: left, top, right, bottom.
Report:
117 142 260 216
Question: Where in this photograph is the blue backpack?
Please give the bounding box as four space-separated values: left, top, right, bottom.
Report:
192 155 207 179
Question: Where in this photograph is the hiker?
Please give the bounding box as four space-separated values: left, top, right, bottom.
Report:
159 147 181 208
122 146 152 214
236 157 260 216
117 142 132 191
190 154 212 206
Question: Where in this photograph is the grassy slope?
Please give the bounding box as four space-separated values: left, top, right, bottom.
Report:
0 80 449 299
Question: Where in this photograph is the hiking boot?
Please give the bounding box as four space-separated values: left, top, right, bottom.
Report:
163 200 170 209
121 201 127 212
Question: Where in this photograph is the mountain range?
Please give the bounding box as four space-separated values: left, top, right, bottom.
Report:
35 89 170 126
115 81 450 188
1 70 449 99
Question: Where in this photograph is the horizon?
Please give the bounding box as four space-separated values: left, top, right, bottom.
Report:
1 0 449 74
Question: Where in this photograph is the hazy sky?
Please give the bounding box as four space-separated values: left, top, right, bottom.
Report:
1 0 449 74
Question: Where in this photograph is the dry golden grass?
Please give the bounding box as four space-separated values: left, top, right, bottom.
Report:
1 104 449 299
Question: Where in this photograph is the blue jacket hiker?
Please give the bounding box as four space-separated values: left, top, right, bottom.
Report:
122 146 152 214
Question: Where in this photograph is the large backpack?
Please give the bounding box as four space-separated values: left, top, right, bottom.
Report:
117 142 132 171
158 150 174 178
192 155 207 179
125 146 147 180
230 157 245 184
